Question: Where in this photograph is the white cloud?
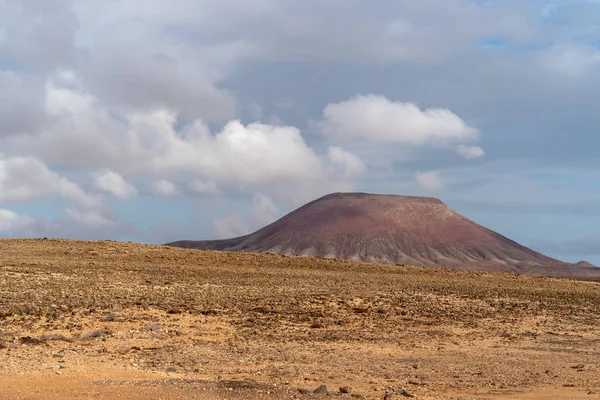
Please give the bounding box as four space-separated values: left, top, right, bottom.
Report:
328 146 366 177
152 179 179 197
63 207 114 229
252 193 279 226
415 170 444 191
167 119 323 186
11 76 362 215
18 78 328 189
92 170 138 199
212 213 249 239
543 44 600 78
0 207 137 239
0 209 35 232
456 145 485 159
0 155 102 209
320 94 477 145
0 155 113 228
250 102 263 120
59 180 105 211
188 180 221 196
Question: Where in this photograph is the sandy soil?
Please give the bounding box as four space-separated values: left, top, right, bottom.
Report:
1 239 599 399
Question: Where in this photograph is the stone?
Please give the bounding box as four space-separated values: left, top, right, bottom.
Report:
314 384 328 394
80 330 110 340
19 336 45 346
146 323 162 331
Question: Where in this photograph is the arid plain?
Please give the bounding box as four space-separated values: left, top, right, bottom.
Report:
1 239 599 399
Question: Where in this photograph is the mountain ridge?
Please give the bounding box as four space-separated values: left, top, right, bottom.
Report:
167 192 598 277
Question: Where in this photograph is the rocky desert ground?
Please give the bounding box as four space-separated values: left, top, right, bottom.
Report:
1 239 599 399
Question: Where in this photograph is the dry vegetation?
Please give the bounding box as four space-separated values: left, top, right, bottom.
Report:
0 239 599 399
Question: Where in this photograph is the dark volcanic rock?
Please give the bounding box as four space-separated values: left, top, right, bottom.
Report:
167 192 599 277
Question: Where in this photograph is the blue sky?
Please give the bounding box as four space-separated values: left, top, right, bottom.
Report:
0 0 599 265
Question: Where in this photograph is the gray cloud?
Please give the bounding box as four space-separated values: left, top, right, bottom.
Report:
0 71 47 136
81 42 238 121
251 193 279 226
0 0 78 71
212 213 249 239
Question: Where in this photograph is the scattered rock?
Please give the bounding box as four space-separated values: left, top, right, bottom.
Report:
0 341 6 349
41 334 71 342
298 388 313 394
314 384 328 394
339 386 351 393
80 329 110 340
310 323 324 329
19 336 45 346
252 306 273 314
384 389 415 399
146 323 162 331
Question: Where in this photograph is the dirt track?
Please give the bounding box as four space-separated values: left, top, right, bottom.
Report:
1 239 599 399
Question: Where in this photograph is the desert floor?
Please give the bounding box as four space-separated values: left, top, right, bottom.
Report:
0 239 599 399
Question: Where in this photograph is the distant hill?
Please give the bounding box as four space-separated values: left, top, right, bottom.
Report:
167 192 599 277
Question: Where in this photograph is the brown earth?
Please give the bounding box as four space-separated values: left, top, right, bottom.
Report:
167 192 599 277
1 238 600 399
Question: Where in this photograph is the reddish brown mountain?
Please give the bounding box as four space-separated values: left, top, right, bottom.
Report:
167 193 599 277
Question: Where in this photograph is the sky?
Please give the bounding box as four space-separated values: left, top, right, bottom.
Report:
0 0 599 265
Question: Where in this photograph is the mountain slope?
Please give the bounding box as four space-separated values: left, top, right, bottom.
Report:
167 193 599 277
